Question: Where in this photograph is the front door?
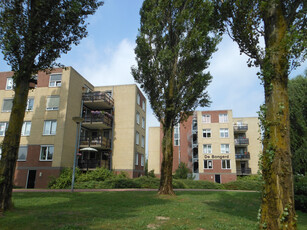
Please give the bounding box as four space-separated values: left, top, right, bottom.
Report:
27 170 36 188
215 174 221 183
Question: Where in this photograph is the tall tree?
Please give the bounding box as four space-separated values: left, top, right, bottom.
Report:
132 0 219 195
289 70 307 175
0 0 103 214
215 0 306 229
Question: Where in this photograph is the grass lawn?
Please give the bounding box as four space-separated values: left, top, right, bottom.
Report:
1 191 306 230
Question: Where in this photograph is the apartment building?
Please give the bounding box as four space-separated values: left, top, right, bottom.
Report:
0 67 146 188
148 110 261 183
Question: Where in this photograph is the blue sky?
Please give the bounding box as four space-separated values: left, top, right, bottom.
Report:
0 0 306 131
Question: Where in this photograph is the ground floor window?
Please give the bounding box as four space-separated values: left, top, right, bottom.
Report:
204 160 213 169
40 145 54 161
222 159 231 169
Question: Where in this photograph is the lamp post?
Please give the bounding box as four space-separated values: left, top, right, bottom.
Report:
71 116 84 192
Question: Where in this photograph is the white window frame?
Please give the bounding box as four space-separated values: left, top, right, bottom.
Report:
49 74 62 87
26 98 34 111
222 160 231 169
221 144 230 153
6 77 14 90
219 114 228 123
17 146 28 161
204 160 213 169
137 93 140 105
220 128 229 138
0 147 2 160
142 100 146 110
2 99 13 112
21 121 31 136
141 155 144 166
174 123 180 146
141 135 145 148
43 120 57 135
135 153 138 165
136 131 139 145
46 96 60 110
202 114 211 123
136 112 140 124
202 129 211 138
0 122 8 136
203 144 212 154
40 145 54 161
142 117 145 129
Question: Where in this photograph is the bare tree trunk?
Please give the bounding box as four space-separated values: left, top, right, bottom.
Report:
159 122 175 195
260 2 296 228
0 76 30 214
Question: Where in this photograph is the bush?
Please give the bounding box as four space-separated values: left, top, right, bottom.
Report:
147 170 156 178
77 167 115 182
48 168 80 189
223 180 262 191
176 179 225 189
294 175 307 212
173 163 191 179
134 176 160 189
101 178 142 189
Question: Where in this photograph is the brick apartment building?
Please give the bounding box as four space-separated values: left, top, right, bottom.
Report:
148 110 261 183
0 67 146 188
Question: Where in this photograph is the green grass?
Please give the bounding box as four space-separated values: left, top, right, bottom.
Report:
1 191 307 230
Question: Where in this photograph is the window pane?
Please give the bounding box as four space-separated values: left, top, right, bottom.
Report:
47 146 54 160
46 96 60 110
50 121 57 135
2 99 13 112
204 160 208 168
40 147 47 160
6 78 13 90
0 122 7 136
18 146 28 161
50 74 62 81
227 160 230 168
43 121 51 134
27 98 34 111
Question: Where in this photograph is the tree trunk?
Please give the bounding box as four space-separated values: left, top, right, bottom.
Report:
260 1 296 228
158 122 175 195
0 75 30 214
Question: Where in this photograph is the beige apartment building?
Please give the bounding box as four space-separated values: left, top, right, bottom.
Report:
148 110 261 183
0 67 146 188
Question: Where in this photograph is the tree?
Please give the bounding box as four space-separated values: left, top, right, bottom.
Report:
132 0 219 195
215 0 306 228
289 70 307 175
0 0 103 213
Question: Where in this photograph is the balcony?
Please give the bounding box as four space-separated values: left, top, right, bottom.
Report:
235 138 249 146
236 168 252 175
233 124 248 132
78 159 101 170
235 153 250 160
82 91 114 110
82 113 112 129
80 136 111 149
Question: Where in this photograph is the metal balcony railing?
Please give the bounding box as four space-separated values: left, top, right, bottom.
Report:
82 91 114 107
236 168 251 175
80 136 111 149
233 124 248 132
235 153 250 159
78 159 101 170
83 113 112 127
235 138 249 145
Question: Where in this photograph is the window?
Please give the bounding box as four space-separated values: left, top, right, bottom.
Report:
43 120 57 135
2 99 13 112
204 160 213 169
219 114 228 123
221 144 230 153
141 155 145 166
202 114 211 123
0 147 2 160
137 93 140 105
40 145 54 161
142 101 146 110
26 98 34 111
203 144 212 154
0 122 8 136
136 112 140 124
49 74 62 87
142 117 145 129
203 129 211 138
141 135 145 148
21 121 31 136
222 160 231 169
220 128 229 138
6 77 13 90
18 146 28 161
136 131 139 145
174 123 180 146
46 96 60 110
135 153 138 165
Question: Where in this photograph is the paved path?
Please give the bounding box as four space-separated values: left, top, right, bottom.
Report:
13 188 258 193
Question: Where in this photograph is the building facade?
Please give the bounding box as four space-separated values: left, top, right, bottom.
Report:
0 67 146 188
148 110 261 183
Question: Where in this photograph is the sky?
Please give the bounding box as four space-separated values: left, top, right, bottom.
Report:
0 0 306 151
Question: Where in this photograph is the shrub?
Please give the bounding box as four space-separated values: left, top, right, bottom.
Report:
294 175 307 212
134 176 160 189
77 167 114 182
101 178 142 189
177 179 224 189
223 180 262 191
147 170 156 178
173 162 191 179
48 168 80 189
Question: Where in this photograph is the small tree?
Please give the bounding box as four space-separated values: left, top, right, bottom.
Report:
132 0 219 195
289 71 307 175
215 0 306 228
0 0 103 213
174 162 190 179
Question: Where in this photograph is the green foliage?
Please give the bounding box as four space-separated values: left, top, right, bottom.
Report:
294 175 307 212
48 168 81 189
77 167 115 182
174 179 224 189
134 176 160 189
101 178 142 189
223 180 262 191
173 162 190 179
289 72 307 175
147 170 156 178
